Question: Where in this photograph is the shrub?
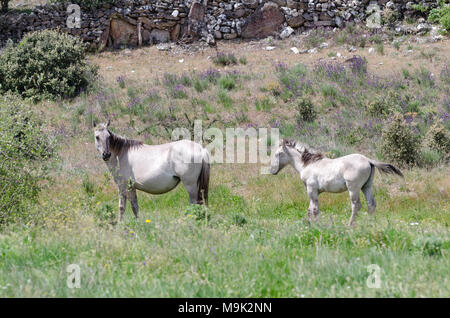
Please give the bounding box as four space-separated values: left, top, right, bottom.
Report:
295 98 317 123
212 52 237 67
424 121 450 156
239 57 247 65
170 84 188 99
380 113 420 167
376 43 385 55
420 149 443 168
0 30 98 100
218 90 233 109
366 97 392 118
0 95 57 225
218 75 236 90
347 55 368 75
255 96 275 112
428 2 450 33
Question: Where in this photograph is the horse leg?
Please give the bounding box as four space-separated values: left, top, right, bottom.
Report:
307 186 319 222
128 188 139 219
182 180 200 204
348 188 361 226
362 183 376 216
118 188 127 223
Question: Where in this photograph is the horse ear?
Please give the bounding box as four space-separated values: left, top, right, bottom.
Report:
106 119 111 128
93 120 97 128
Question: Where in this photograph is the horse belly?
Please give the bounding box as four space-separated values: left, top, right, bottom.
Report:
134 174 180 194
319 175 347 193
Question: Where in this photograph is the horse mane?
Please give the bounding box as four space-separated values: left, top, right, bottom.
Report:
108 129 143 154
283 139 325 166
301 149 324 166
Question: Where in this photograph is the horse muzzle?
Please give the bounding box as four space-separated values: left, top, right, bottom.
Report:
102 152 111 161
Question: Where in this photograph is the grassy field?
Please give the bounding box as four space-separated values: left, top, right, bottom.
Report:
0 27 449 297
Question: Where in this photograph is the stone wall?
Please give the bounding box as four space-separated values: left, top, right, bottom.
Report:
0 0 440 49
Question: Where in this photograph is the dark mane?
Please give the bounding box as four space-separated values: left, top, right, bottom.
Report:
108 130 143 154
284 139 324 166
301 149 324 166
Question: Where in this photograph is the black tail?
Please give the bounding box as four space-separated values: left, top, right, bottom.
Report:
370 160 404 178
197 158 210 205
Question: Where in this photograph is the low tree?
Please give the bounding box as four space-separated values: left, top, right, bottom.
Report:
0 94 57 225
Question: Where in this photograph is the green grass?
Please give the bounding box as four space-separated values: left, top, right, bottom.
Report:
0 166 448 297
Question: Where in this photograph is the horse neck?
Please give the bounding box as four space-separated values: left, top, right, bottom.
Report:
105 151 120 176
290 150 305 173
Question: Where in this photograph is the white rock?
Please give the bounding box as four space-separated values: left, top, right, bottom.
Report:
290 47 299 54
265 46 276 51
171 10 179 18
319 42 329 48
308 48 318 54
156 43 170 51
179 59 184 63
368 47 374 54
280 26 294 39
336 52 342 58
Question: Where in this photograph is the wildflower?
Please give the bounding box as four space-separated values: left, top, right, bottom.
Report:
145 219 151 223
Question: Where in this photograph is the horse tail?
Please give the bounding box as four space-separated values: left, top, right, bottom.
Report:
369 160 404 178
197 148 210 205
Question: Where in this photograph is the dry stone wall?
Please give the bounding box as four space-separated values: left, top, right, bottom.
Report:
0 0 440 49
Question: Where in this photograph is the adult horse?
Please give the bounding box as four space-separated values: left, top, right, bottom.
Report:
270 139 403 226
94 121 210 222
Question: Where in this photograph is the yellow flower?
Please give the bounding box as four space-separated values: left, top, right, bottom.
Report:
145 219 151 223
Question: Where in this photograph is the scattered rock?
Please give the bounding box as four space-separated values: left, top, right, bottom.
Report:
280 26 294 39
156 43 170 51
290 47 299 54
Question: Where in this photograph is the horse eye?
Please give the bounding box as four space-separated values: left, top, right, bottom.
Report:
96 136 99 140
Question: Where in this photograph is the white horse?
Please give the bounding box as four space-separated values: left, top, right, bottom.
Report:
94 121 210 223
270 139 403 226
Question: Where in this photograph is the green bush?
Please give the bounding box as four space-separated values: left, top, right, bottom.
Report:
50 0 116 10
380 113 420 167
295 98 317 123
0 30 98 100
428 2 450 32
0 95 56 225
366 97 392 118
424 121 450 157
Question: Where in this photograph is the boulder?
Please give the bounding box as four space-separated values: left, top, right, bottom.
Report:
241 2 285 39
286 15 305 28
150 29 170 44
109 18 138 48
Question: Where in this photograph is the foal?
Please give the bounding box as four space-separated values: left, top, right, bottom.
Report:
270 139 403 225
